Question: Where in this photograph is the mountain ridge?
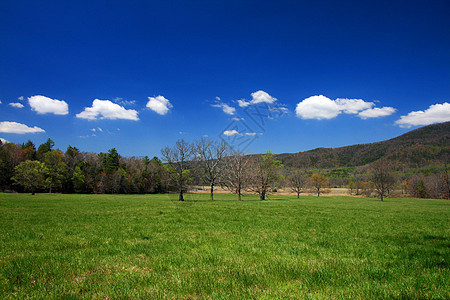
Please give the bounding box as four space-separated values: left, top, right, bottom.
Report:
274 121 449 169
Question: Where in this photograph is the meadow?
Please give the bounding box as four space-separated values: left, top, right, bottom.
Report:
0 193 448 299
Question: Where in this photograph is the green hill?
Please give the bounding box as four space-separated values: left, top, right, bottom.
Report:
276 121 449 169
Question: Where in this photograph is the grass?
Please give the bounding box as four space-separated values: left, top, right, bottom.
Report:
0 192 448 299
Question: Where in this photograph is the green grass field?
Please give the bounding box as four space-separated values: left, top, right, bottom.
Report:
0 193 448 299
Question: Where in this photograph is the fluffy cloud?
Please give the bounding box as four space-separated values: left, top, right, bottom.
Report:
28 95 69 115
212 102 236 115
9 102 24 108
237 99 250 107
296 95 341 120
76 99 139 121
296 95 395 120
223 130 240 136
238 90 277 107
335 98 374 114
0 121 45 134
395 103 450 128
220 104 236 115
245 132 257 136
146 95 173 115
251 90 277 104
358 107 396 119
0 138 8 144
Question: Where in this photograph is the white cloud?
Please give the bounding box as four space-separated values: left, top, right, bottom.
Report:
212 102 236 115
335 98 374 114
18 96 24 101
237 90 277 107
221 104 235 115
122 100 136 106
358 107 396 119
251 90 277 104
223 130 240 136
233 117 243 121
0 121 45 134
395 103 450 128
28 95 69 115
1 138 8 144
76 99 139 121
146 95 173 115
98 127 103 132
296 95 395 120
9 102 24 108
245 132 257 136
114 97 136 106
296 95 341 120
237 99 250 107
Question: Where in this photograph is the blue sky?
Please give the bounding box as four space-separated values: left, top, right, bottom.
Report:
1 1 449 157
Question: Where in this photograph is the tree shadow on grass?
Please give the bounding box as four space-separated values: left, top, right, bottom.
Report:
366 198 399 202
165 192 278 203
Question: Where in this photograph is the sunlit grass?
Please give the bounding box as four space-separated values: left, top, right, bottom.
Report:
0 193 448 298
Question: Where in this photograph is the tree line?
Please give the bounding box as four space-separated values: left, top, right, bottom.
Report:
0 138 448 200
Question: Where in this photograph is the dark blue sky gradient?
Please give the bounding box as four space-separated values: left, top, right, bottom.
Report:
1 1 449 156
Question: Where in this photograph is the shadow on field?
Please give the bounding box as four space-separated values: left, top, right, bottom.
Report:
164 192 283 203
366 198 398 202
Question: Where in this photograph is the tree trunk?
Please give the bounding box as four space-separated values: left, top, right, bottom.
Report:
178 173 184 201
49 184 52 194
317 189 320 197
210 183 214 201
238 189 241 201
260 191 265 200
297 192 300 199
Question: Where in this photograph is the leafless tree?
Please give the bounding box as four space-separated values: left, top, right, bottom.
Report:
288 170 306 198
441 159 449 200
248 151 283 200
195 137 229 200
161 139 194 201
308 173 329 197
369 160 396 201
221 150 250 201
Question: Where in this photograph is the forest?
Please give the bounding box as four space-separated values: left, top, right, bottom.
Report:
1 126 449 200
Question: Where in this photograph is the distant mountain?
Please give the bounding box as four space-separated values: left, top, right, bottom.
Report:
276 121 450 169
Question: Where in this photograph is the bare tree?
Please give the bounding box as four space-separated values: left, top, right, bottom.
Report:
441 159 449 200
161 139 194 201
221 150 250 201
288 170 306 198
369 160 396 201
407 175 427 198
248 151 283 200
309 173 329 197
195 137 229 200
